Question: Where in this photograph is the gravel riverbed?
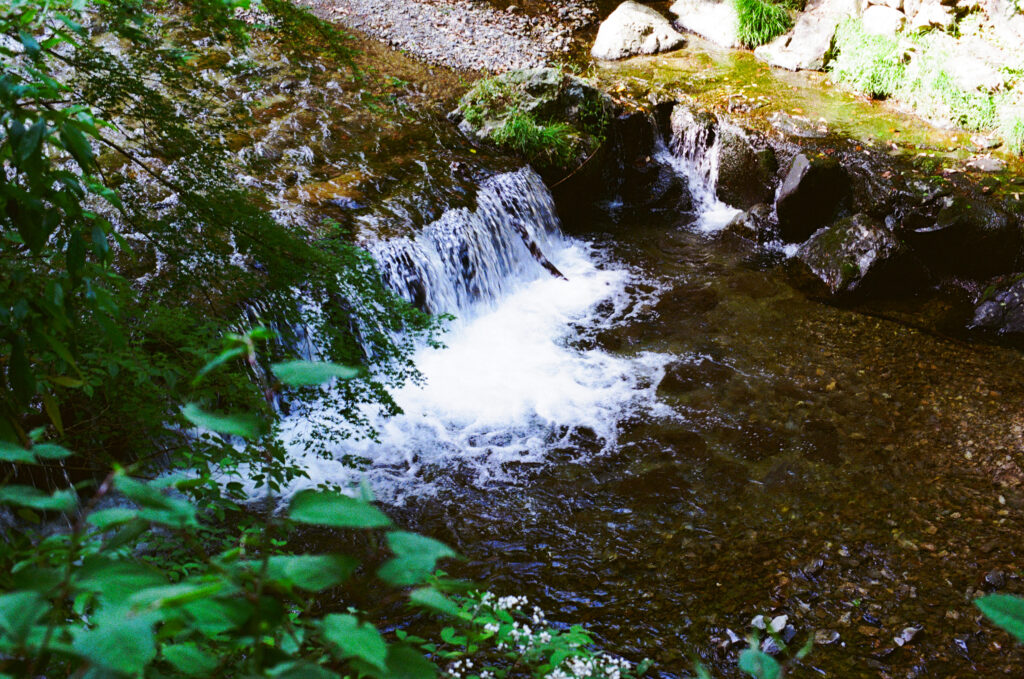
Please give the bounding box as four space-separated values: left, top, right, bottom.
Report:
299 0 596 72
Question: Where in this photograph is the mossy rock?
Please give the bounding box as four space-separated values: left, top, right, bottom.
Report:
449 68 617 176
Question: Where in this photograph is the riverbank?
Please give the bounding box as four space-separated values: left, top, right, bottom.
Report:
297 0 596 72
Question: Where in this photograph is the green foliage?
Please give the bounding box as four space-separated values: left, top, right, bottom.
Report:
828 19 907 99
491 111 576 167
828 18 1024 140
409 591 653 679
0 0 436 478
734 0 793 49
977 594 1024 644
1000 112 1024 155
456 71 608 170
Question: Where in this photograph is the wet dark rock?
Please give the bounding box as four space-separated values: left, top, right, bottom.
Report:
775 153 851 243
906 196 1021 278
723 203 777 243
715 126 778 210
971 276 1024 337
795 213 905 296
657 357 734 394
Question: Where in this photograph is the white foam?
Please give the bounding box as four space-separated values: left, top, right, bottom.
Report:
275 240 669 505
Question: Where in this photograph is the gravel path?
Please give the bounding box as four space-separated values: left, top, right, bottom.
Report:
300 0 596 72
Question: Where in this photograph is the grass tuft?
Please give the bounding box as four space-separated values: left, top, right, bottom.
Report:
828 19 906 99
491 111 576 166
735 0 793 48
1001 113 1024 155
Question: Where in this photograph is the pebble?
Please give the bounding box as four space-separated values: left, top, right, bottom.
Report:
304 0 595 73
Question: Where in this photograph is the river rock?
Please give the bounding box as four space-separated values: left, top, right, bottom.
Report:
908 0 954 29
591 1 686 60
755 0 866 71
723 203 776 242
669 0 741 48
775 153 850 242
796 213 902 295
862 5 906 34
905 196 1020 278
715 126 778 209
972 277 1024 336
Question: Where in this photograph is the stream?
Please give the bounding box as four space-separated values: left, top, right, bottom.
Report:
292 144 1024 677
172 16 1024 678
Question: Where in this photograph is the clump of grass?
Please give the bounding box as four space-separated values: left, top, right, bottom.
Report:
491 110 576 166
828 19 907 98
1001 113 1024 155
459 77 520 128
735 0 793 48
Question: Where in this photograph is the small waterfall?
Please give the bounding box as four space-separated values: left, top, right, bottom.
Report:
371 168 563 316
269 166 671 504
659 105 742 232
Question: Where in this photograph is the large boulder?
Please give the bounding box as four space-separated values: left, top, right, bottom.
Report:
591 1 686 61
714 125 777 209
755 0 866 71
796 213 903 295
775 153 850 242
972 277 1024 337
861 5 906 34
908 0 954 30
904 196 1021 278
669 0 741 48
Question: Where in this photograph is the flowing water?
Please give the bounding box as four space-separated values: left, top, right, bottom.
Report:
155 18 1024 677
286 124 1024 676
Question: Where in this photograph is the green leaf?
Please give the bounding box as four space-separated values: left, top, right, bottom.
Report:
0 441 36 463
976 594 1024 644
0 591 50 642
263 554 358 591
193 346 246 384
72 607 157 675
266 661 341 679
60 121 94 169
115 475 197 528
74 557 166 604
288 490 391 529
32 443 73 459
377 532 457 586
87 507 139 530
321 613 388 671
409 588 459 617
0 485 76 512
181 403 263 439
18 30 41 57
271 360 360 386
384 643 437 679
738 649 781 679
163 642 220 676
